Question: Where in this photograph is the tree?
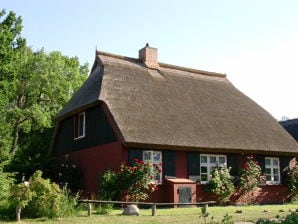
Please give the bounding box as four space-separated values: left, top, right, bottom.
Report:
0 9 26 161
0 9 88 172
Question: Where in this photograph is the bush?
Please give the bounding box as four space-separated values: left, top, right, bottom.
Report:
283 212 298 224
256 213 298 224
99 159 159 201
0 165 15 220
16 170 78 218
238 155 264 193
206 166 234 204
286 164 298 200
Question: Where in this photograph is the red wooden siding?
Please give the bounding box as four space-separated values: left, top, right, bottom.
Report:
60 141 126 197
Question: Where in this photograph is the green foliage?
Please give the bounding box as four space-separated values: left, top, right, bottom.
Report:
21 170 78 218
9 182 32 209
100 159 159 202
238 155 264 193
206 166 234 204
286 164 298 200
0 165 15 206
256 213 298 224
100 169 119 200
0 9 26 162
282 212 298 224
221 213 233 224
199 206 209 224
0 9 88 165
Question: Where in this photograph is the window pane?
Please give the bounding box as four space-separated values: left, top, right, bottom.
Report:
273 168 279 175
210 156 216 164
201 166 207 173
144 152 151 161
201 156 207 163
154 172 160 181
153 152 161 162
265 158 271 166
265 168 271 175
273 175 279 182
201 174 208 181
266 174 271 181
78 113 85 137
273 159 279 166
219 157 225 164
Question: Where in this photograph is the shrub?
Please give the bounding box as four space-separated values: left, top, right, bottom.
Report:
283 212 298 224
0 166 15 206
0 166 15 220
286 163 298 200
21 170 78 218
99 159 159 202
238 155 264 193
206 166 234 204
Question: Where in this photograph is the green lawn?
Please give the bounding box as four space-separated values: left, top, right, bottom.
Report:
1 204 298 224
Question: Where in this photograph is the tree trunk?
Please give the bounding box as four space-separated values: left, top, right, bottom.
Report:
10 123 20 155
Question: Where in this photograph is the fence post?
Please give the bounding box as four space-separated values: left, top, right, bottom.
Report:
203 204 208 215
87 203 92 217
151 203 156 216
16 206 21 221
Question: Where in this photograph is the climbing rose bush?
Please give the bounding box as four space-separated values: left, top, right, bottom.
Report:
238 155 265 193
286 163 298 200
100 158 160 202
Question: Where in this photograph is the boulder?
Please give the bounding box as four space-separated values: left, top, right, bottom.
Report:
122 204 140 216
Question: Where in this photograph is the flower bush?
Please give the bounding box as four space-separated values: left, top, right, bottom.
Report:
206 166 234 204
99 158 159 202
238 155 264 193
286 163 298 200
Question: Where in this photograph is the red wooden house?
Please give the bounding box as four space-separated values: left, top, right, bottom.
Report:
50 45 298 204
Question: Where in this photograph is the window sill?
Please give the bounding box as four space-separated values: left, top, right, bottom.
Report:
74 136 85 140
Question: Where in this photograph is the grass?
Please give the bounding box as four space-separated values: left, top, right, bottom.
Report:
1 203 298 223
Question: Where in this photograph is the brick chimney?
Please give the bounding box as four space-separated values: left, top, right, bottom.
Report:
139 43 159 69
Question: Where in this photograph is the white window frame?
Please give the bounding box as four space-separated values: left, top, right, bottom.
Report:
265 157 280 184
74 112 85 139
200 154 227 183
143 151 162 184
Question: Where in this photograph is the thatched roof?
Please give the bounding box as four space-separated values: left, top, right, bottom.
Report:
57 48 298 155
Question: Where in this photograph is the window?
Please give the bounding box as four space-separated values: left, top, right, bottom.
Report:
143 151 162 184
200 154 226 183
265 157 280 184
74 112 85 139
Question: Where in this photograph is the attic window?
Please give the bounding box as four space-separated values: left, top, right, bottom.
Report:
74 112 85 139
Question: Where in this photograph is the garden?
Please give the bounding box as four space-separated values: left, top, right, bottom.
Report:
1 156 298 223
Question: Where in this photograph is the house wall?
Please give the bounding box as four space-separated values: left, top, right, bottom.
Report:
60 141 126 197
197 184 290 204
53 105 117 155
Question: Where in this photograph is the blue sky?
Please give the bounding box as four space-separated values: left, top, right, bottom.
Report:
2 0 298 119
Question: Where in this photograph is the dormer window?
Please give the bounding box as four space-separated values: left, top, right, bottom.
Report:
74 112 85 139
